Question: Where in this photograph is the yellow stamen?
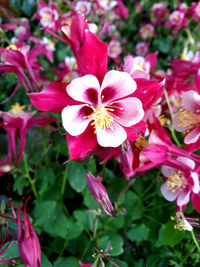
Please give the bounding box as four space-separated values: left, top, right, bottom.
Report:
90 106 114 133
9 103 25 117
6 44 18 51
42 13 52 22
177 110 199 128
167 170 186 192
135 136 148 148
171 211 193 231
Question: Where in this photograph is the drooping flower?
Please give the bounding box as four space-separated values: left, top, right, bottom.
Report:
61 70 144 148
85 172 114 216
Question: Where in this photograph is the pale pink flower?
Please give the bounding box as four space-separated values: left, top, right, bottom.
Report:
173 90 200 145
108 40 122 59
161 157 200 207
75 1 91 15
61 70 144 147
138 23 155 40
124 55 150 79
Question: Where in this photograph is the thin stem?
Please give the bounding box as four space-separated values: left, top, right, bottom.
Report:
191 231 200 253
163 88 182 147
115 179 135 207
96 248 120 267
61 165 68 197
23 153 38 198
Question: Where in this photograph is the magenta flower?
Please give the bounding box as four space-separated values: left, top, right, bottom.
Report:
85 172 114 216
79 262 98 267
17 199 41 267
161 157 200 208
61 70 144 147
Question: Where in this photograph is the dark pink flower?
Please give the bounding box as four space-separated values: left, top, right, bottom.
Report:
85 172 114 216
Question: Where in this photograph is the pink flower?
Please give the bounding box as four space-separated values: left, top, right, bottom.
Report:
36 1 59 30
135 42 150 56
61 70 144 147
85 172 114 216
0 103 57 167
173 90 200 147
165 10 188 30
138 23 155 40
160 157 200 208
124 52 158 80
108 40 122 61
9 198 41 267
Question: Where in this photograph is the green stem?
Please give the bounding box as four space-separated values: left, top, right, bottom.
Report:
61 165 68 197
23 153 38 198
191 231 200 253
163 88 182 147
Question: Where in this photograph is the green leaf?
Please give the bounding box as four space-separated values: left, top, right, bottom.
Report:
122 191 144 220
68 161 87 193
54 256 80 267
34 201 69 238
13 175 28 196
0 241 19 259
98 233 124 256
41 253 53 267
161 220 184 247
36 166 56 195
127 224 149 241
22 0 36 16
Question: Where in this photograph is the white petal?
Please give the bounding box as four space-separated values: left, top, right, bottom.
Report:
191 172 200 194
66 75 100 104
100 70 137 103
96 121 127 147
61 105 91 136
177 156 195 169
160 183 179 201
177 190 190 206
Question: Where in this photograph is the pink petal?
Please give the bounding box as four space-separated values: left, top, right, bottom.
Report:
28 82 75 113
96 121 127 147
177 190 190 206
173 112 191 132
112 97 144 127
66 126 97 161
184 127 200 144
176 156 195 169
66 75 100 104
100 70 137 103
161 165 176 177
160 183 179 201
61 105 91 136
182 90 200 112
191 192 200 214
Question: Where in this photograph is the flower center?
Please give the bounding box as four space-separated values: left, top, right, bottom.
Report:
90 106 114 133
9 103 25 117
167 170 187 192
135 136 148 148
176 110 199 128
42 13 52 22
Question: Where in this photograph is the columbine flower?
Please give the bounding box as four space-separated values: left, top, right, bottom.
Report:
160 157 200 207
173 90 200 146
9 198 41 267
61 70 144 147
37 1 59 30
85 172 114 216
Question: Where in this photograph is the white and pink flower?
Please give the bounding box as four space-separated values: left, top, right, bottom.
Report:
173 90 200 145
61 70 144 147
161 157 200 207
